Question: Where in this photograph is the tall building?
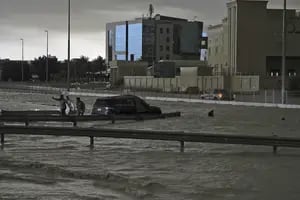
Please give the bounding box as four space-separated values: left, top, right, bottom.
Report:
208 0 300 78
106 14 205 64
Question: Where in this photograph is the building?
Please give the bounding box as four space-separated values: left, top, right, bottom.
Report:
208 0 300 86
207 18 229 75
106 14 206 64
152 60 211 78
109 60 148 86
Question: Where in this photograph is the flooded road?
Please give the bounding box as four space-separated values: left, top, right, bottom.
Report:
1 89 300 200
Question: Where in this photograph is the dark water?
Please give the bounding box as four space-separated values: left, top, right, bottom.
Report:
1 89 300 200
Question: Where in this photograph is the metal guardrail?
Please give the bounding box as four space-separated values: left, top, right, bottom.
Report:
1 125 300 153
0 112 181 126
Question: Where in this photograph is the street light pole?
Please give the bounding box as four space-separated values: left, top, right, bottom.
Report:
281 0 287 104
20 38 24 82
45 30 49 83
67 0 71 91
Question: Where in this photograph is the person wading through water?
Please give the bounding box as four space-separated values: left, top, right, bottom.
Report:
76 97 85 116
52 94 67 116
65 96 75 115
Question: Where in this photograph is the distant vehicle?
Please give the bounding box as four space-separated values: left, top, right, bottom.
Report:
200 89 235 101
91 95 162 115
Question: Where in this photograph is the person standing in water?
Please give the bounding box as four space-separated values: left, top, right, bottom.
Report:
52 94 67 116
76 97 85 116
65 96 75 115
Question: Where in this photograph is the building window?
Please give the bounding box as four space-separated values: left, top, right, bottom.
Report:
215 47 218 54
160 45 163 51
160 28 163 34
166 28 170 34
166 37 170 43
166 54 170 60
208 48 211 56
128 23 143 61
166 45 170 51
115 25 126 52
115 24 126 61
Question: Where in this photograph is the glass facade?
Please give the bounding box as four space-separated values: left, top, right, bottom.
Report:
114 23 142 61
116 55 126 60
115 25 126 60
128 23 142 61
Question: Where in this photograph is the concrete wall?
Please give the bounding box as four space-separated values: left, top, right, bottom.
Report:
109 61 148 85
207 18 229 74
123 75 258 93
230 75 260 93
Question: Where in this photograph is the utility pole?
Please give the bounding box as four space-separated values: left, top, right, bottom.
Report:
45 30 49 82
67 0 71 91
281 0 287 104
20 38 24 81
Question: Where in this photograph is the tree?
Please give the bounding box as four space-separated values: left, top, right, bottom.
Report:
1 60 30 81
90 56 107 72
71 56 89 82
31 55 60 81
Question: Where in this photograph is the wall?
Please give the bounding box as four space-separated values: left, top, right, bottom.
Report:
109 61 148 85
230 75 260 93
207 18 229 74
236 1 268 76
123 75 258 93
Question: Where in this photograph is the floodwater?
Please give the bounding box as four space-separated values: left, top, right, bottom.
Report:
1 89 300 200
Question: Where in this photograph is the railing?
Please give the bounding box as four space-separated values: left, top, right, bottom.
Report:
1 125 300 153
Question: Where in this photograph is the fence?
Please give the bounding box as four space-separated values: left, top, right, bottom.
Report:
124 75 259 93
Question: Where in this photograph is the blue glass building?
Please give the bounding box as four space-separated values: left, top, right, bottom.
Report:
106 15 204 64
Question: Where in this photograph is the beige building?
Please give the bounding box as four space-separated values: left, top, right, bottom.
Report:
207 18 229 75
208 0 300 82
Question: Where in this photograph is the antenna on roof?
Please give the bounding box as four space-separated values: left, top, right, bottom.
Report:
149 4 154 19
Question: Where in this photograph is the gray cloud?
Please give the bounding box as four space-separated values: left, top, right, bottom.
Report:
0 0 299 60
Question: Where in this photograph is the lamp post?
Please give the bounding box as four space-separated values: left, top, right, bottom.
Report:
45 30 49 82
281 0 287 104
20 38 24 81
67 0 71 91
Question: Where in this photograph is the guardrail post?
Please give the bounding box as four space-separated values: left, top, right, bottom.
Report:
90 136 94 148
272 133 278 154
180 141 184 152
73 118 77 127
111 115 115 124
25 119 29 127
1 133 4 145
273 146 278 154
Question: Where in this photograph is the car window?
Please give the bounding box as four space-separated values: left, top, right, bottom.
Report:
95 99 109 106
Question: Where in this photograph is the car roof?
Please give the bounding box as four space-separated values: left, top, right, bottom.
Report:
96 95 139 101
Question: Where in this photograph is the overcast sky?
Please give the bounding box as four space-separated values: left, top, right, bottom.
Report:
0 0 299 61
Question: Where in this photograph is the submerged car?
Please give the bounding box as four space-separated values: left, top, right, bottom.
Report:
200 89 235 101
91 95 162 115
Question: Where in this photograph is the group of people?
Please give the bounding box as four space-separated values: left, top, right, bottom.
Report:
52 94 85 116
